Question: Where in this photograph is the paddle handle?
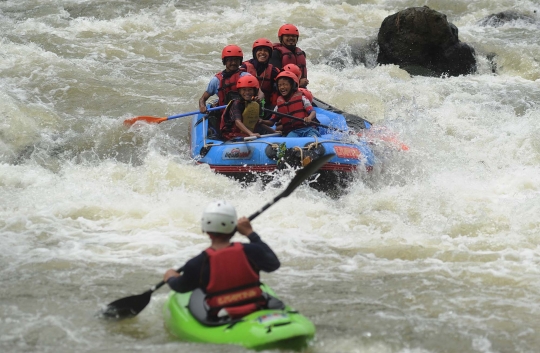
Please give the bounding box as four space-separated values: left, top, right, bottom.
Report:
153 266 185 292
262 108 346 133
235 132 282 142
248 195 282 222
166 105 226 121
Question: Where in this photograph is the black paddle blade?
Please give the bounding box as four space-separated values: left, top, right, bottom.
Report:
282 153 335 197
100 290 153 319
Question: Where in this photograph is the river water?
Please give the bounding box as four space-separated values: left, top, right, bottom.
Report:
1 1 539 352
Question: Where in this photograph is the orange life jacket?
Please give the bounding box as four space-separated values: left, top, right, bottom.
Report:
276 90 308 134
215 70 242 106
273 44 307 79
242 61 275 99
204 243 264 317
299 88 313 103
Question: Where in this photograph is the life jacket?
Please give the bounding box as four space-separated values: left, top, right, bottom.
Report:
273 44 308 80
220 100 260 139
216 70 242 106
276 90 308 134
298 88 313 103
242 61 275 100
204 243 264 318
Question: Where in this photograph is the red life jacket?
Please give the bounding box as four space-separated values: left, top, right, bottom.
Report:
204 243 264 317
276 90 308 134
273 44 308 79
215 70 242 106
242 61 275 100
298 88 313 103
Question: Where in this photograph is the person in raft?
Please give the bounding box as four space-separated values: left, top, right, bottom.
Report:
240 38 280 113
163 201 281 319
198 45 262 137
220 75 276 140
269 71 320 138
282 63 313 103
269 24 309 88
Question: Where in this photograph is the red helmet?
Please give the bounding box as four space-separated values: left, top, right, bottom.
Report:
221 45 243 60
278 24 299 37
236 75 260 89
276 70 299 88
283 63 302 79
252 38 273 51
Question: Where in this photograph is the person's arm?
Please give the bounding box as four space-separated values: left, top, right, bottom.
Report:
237 217 280 272
299 51 308 87
163 254 205 293
228 101 259 137
198 91 211 113
235 120 260 137
304 110 316 124
199 77 219 113
303 97 316 123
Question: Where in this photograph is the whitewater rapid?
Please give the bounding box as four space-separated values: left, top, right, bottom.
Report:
1 1 539 352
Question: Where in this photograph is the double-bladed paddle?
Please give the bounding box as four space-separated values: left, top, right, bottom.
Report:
101 153 335 320
123 105 227 126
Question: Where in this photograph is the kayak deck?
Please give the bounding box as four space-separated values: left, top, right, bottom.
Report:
163 284 315 351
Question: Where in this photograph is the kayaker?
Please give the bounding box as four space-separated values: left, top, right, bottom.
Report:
270 71 320 138
198 45 260 137
220 75 275 140
269 24 309 88
283 63 313 103
240 38 280 113
163 200 280 319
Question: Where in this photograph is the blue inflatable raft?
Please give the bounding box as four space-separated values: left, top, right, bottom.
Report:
189 98 375 193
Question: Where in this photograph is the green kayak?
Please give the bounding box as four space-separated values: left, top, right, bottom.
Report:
163 283 315 351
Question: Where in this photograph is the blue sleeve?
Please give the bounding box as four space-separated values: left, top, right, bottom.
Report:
206 76 220 96
166 253 205 293
243 232 280 272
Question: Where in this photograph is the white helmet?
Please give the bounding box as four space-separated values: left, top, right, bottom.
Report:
201 200 237 234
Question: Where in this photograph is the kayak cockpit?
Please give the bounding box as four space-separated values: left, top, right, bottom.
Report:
188 287 286 326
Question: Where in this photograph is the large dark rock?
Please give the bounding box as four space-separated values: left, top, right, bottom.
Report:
377 6 476 77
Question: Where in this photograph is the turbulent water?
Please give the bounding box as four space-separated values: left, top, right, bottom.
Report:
1 1 539 352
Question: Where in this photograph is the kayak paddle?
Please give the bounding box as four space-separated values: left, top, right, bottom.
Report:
101 153 334 319
123 105 227 126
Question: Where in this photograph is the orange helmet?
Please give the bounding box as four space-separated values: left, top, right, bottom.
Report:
236 75 260 90
252 38 273 60
276 70 299 89
252 38 273 51
278 24 299 38
283 63 302 79
221 44 243 64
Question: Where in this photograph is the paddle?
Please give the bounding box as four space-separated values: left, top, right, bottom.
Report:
262 108 348 133
266 106 409 151
101 153 335 320
312 96 372 129
123 105 227 126
229 132 282 142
